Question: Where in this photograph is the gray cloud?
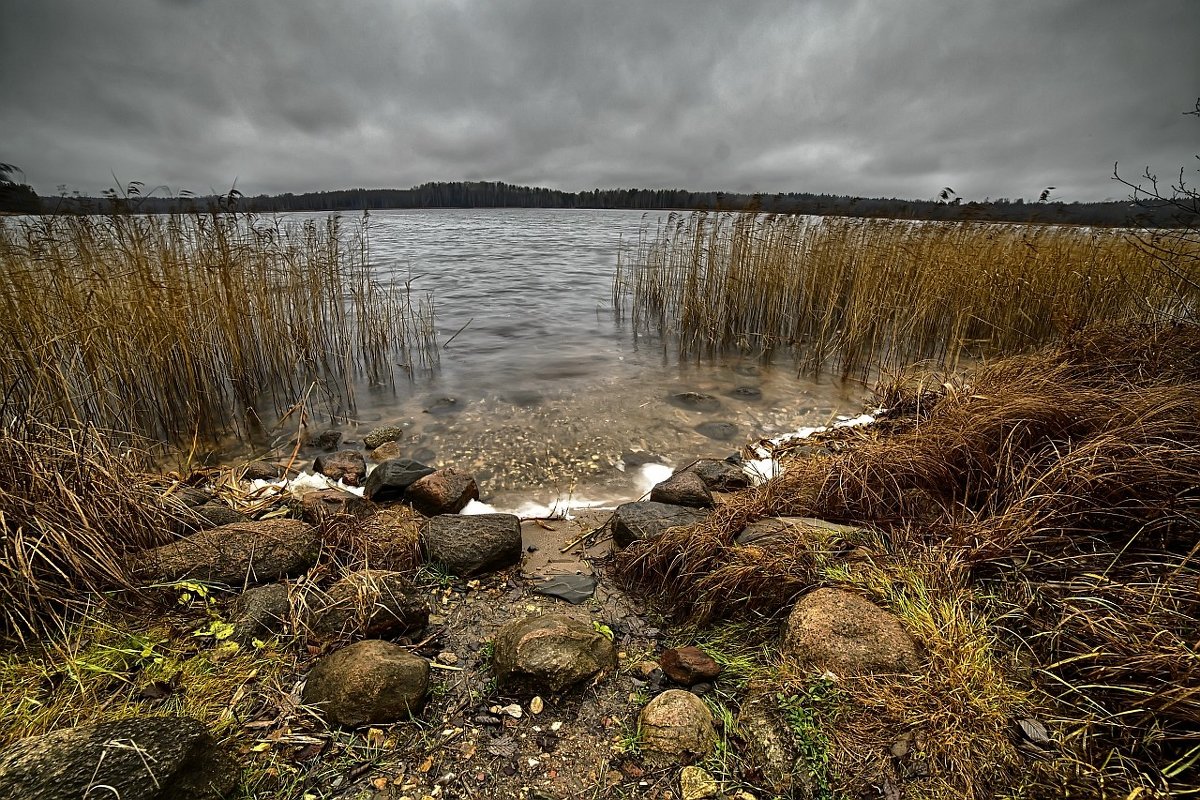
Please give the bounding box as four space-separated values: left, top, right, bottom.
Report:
1 0 1196 201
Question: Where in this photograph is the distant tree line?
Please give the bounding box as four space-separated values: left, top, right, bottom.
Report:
13 179 1198 228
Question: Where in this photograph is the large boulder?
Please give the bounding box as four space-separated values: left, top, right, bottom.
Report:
307 570 428 641
132 519 320 586
420 513 521 576
230 582 292 644
0 716 237 800
781 588 920 675
638 690 716 765
363 458 435 503
302 640 430 726
405 468 479 516
681 458 752 492
492 613 617 693
649 471 714 508
313 450 367 486
611 502 708 548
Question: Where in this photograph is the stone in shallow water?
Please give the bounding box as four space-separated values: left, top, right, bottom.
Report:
667 392 722 411
694 421 739 441
424 397 461 415
533 573 597 604
727 385 763 401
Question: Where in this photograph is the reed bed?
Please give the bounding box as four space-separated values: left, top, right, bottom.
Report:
614 212 1200 376
618 322 1200 797
0 212 437 444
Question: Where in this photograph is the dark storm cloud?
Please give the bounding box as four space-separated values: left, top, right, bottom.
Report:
1 0 1196 201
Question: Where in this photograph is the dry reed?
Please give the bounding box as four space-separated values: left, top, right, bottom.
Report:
614 212 1200 377
618 322 1200 797
0 212 437 444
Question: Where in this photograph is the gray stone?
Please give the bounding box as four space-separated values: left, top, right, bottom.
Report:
230 583 292 644
132 519 320 587
737 693 815 799
405 468 479 516
727 386 763 401
492 613 618 693
667 392 722 411
649 471 714 508
313 450 367 486
638 690 716 764
681 458 752 492
611 502 708 548
0 716 237 800
307 570 429 641
420 513 521 576
302 640 430 726
311 429 343 451
363 425 406 450
364 458 436 503
694 421 739 441
782 588 920 676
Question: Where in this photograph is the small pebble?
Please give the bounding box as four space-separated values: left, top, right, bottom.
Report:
530 696 544 715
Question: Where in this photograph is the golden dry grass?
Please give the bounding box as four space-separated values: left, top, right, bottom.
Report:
618 322 1200 798
614 212 1200 377
0 212 437 444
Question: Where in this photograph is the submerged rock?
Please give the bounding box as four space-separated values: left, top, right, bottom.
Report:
363 457 436 503
420 513 521 576
0 716 237 800
667 392 722 411
649 471 714 508
611 502 708 548
694 421 739 441
492 613 617 693
132 519 320 586
781 587 919 675
405 467 479 516
638 689 716 765
302 640 430 726
727 385 763 401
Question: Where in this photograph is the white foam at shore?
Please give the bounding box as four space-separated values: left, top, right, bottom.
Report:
744 409 884 485
248 470 366 499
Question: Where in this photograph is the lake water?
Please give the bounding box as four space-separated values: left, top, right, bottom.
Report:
273 209 868 512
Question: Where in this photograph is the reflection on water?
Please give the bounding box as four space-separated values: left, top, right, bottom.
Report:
229 209 870 508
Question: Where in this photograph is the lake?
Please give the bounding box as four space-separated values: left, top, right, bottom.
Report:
275 208 867 512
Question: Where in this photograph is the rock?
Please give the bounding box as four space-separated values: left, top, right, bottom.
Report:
727 386 763 401
242 460 283 481
782 588 920 675
660 646 721 685
423 396 460 415
405 468 479 515
158 485 212 509
363 425 406 450
736 517 864 547
357 509 422 570
679 765 720 800
533 573 597 604
649 471 714 508
530 696 544 715
420 513 521 577
302 640 430 726
307 570 428 641
694 421 739 441
132 519 320 586
638 690 716 764
300 489 371 523
621 450 665 468
611 502 707 548
370 440 405 462
0 716 237 800
313 450 367 486
192 502 251 529
493 613 617 693
667 392 722 411
311 429 343 451
230 583 292 644
681 458 752 492
737 693 815 799
363 458 436 503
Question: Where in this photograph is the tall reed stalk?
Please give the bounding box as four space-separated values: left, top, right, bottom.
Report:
0 212 437 443
614 212 1200 376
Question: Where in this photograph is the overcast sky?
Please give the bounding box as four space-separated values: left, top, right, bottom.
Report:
2 0 1196 202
